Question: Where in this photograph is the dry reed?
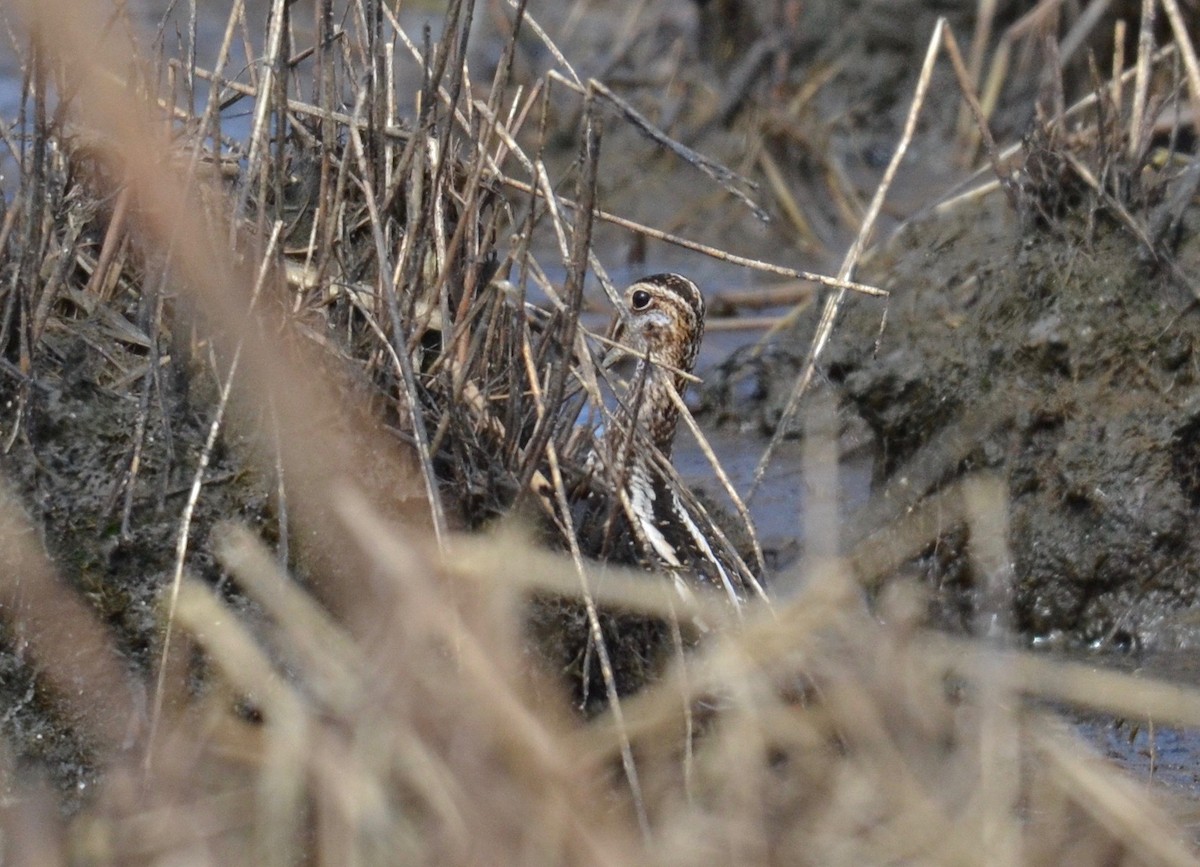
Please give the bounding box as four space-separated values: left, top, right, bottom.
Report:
0 1 1197 865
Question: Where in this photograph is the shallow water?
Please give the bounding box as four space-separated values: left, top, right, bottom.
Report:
1073 713 1200 807
1067 649 1200 808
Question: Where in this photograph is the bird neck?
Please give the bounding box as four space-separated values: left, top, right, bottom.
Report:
626 358 683 458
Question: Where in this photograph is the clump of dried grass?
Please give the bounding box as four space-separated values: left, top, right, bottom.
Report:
0 1 1199 865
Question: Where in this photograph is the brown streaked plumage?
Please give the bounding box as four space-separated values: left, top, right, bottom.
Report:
609 272 706 458
546 273 749 713
594 273 745 605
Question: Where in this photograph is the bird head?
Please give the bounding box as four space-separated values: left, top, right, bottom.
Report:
613 273 705 377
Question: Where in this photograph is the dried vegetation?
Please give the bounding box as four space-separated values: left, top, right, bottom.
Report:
0 0 1199 864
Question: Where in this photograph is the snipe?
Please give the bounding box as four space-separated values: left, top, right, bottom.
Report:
537 273 760 714
584 273 750 604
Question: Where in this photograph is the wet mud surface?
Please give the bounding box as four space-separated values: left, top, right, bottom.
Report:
702 184 1200 802
746 195 1200 652
3 326 274 798
4 0 1200 814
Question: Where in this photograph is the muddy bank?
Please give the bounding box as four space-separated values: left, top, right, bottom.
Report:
1 318 276 796
2 0 1198 827
721 184 1200 649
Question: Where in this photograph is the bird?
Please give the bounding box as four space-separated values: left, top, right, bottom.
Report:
536 273 758 715
585 273 749 606
606 273 705 459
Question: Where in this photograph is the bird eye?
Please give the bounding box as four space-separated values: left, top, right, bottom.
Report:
631 289 652 310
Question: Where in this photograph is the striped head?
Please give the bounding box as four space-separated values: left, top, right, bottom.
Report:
616 273 706 384
612 273 706 456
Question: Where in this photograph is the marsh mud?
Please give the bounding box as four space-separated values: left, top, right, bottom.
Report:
1 0 1198 809
2 323 275 798
722 191 1200 651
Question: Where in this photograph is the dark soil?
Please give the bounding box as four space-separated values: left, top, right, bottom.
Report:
2 323 272 798
731 189 1200 651
3 0 1198 809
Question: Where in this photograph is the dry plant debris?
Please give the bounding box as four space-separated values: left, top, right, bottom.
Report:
0 0 1198 865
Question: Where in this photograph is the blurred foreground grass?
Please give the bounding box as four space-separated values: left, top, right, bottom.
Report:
0 0 1199 864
